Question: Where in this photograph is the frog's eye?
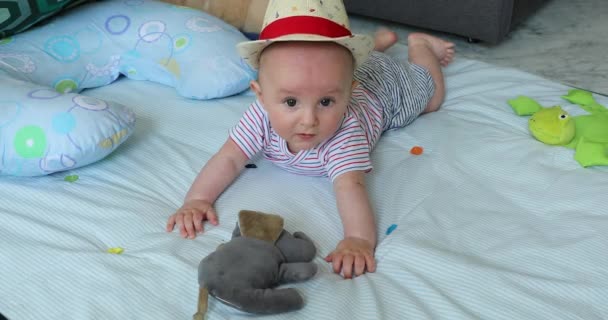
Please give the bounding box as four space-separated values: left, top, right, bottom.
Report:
559 114 568 119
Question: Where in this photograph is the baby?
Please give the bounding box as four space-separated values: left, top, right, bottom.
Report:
167 0 455 279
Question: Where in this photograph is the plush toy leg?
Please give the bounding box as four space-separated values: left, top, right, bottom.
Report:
192 287 209 320
211 287 304 314
574 137 608 167
279 262 318 284
508 96 543 116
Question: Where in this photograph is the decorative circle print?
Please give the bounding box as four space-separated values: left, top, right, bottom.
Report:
72 96 108 111
39 154 77 172
54 78 79 93
105 15 131 35
28 89 62 100
138 20 167 43
0 54 36 73
0 101 21 127
44 36 81 63
52 112 76 134
125 67 138 76
173 34 191 53
186 17 221 33
86 55 121 77
60 154 76 168
14 125 47 158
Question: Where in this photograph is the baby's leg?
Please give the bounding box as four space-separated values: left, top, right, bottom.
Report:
407 33 455 113
374 28 398 52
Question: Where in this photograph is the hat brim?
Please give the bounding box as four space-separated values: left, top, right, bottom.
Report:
236 33 374 70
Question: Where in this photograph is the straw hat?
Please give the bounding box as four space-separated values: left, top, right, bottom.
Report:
236 0 374 70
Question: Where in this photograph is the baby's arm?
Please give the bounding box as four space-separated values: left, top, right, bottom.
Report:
325 170 377 278
166 138 249 238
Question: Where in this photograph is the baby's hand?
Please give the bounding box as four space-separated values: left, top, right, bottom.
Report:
166 199 218 239
325 237 376 279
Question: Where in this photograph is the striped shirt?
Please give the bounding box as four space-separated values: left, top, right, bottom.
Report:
229 52 434 181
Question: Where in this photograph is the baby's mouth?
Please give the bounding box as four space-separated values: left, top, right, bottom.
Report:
296 133 316 140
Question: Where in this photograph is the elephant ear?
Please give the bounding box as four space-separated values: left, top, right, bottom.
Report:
238 210 284 243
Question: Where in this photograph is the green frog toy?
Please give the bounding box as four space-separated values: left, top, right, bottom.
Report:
508 89 608 167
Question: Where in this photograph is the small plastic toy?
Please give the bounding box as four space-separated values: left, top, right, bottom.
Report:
106 247 124 254
64 175 79 182
508 89 608 167
410 146 424 155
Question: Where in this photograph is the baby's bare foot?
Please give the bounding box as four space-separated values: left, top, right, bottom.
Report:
408 33 455 67
373 28 398 52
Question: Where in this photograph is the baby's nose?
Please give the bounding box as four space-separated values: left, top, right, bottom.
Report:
300 107 318 126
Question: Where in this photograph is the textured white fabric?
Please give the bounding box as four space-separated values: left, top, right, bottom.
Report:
1 44 607 319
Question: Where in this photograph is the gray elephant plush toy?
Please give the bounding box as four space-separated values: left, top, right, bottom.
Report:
193 210 318 319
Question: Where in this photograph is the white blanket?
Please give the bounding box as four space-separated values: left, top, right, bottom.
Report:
1 44 607 319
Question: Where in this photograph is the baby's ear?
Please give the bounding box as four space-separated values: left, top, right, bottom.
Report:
250 80 263 101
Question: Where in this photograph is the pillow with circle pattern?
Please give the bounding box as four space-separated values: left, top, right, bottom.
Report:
0 75 135 177
0 0 256 100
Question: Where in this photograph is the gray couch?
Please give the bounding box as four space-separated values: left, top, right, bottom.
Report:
343 0 549 44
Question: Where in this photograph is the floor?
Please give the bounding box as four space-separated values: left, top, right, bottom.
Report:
349 0 608 96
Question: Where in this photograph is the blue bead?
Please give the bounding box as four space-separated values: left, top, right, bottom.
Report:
386 224 397 235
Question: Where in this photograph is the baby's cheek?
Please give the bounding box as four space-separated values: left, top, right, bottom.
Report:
276 120 299 140
331 111 346 129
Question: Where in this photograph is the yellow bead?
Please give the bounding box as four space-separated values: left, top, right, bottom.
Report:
107 247 124 254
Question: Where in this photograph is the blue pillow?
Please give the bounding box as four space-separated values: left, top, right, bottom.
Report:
0 76 135 177
0 0 256 99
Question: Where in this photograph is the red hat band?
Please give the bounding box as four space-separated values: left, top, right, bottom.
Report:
259 16 352 40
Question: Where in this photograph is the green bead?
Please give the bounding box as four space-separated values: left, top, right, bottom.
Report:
64 175 79 183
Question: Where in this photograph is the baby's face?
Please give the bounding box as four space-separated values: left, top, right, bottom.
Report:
251 41 355 153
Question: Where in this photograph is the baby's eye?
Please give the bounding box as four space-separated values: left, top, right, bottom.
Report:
559 114 568 119
284 98 297 107
320 98 333 107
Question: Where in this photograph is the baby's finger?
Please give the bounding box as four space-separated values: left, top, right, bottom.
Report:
354 255 367 276
324 252 334 262
183 212 196 239
165 215 176 232
207 207 219 225
365 254 377 273
332 254 343 274
193 210 204 234
342 255 354 279
178 217 188 238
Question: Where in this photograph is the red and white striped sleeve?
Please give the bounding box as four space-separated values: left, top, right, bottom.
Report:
229 101 267 159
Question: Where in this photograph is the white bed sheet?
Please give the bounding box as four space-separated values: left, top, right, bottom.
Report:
1 44 607 319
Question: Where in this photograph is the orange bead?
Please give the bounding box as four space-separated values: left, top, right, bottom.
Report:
410 146 424 155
